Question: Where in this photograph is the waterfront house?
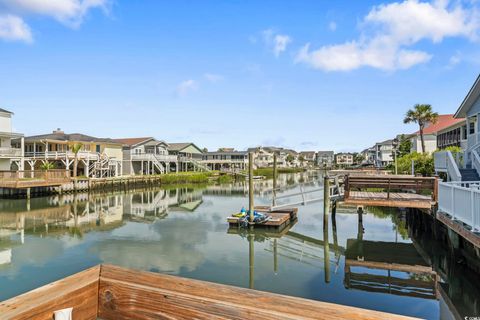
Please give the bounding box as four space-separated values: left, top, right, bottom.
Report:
21 129 123 177
410 114 465 153
0 108 23 171
167 142 207 171
374 139 395 167
436 120 467 150
335 153 354 166
360 147 376 165
246 146 294 168
299 151 316 165
202 149 248 171
316 151 334 168
113 137 177 175
247 147 273 168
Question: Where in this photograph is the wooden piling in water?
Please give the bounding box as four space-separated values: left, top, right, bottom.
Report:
248 152 254 223
323 175 330 217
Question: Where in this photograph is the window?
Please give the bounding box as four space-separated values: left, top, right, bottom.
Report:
470 122 475 135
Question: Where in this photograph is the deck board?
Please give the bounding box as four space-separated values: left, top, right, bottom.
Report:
344 191 434 209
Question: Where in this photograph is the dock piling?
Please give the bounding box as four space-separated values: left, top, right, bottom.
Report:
248 152 254 223
323 175 330 217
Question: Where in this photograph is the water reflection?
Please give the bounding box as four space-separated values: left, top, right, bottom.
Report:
0 172 479 319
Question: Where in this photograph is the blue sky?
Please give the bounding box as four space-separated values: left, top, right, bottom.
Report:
0 0 479 152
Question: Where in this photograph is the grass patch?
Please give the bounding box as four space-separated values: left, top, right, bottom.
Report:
253 167 306 177
157 172 213 185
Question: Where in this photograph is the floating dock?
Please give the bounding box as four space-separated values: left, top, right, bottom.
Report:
227 207 298 230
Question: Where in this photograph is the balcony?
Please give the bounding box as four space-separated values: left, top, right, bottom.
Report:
131 153 178 162
0 147 22 157
24 151 100 160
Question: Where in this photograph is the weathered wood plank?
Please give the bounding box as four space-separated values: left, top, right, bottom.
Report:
99 264 417 320
0 265 100 320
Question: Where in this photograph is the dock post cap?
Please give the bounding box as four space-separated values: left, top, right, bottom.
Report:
54 307 73 320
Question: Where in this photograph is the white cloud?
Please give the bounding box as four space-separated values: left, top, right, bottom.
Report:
0 0 109 27
204 73 224 83
296 0 480 71
0 0 109 42
328 21 337 32
448 51 462 66
0 14 32 43
176 79 198 97
262 29 291 57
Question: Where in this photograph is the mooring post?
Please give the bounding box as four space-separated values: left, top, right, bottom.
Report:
248 233 255 289
248 152 254 224
323 210 330 283
272 153 277 207
323 175 330 217
273 238 278 275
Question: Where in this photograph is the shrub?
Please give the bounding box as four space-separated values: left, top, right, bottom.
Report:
397 152 434 176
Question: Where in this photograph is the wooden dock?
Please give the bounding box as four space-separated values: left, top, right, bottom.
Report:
0 170 70 189
0 264 418 320
342 175 438 210
227 207 298 230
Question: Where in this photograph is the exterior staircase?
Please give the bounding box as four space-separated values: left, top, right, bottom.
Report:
89 154 111 178
460 166 480 181
188 158 211 172
151 154 166 174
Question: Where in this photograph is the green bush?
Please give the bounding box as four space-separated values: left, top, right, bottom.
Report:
396 152 434 176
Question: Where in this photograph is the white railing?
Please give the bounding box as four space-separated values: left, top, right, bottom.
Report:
438 181 480 231
473 149 480 176
132 153 177 162
24 151 100 160
468 134 478 148
0 147 22 157
434 151 462 181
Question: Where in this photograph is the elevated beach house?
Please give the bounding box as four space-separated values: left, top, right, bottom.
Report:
335 153 354 166
0 108 23 170
167 142 208 172
202 149 248 171
374 139 394 168
21 129 123 177
113 137 178 175
316 151 334 168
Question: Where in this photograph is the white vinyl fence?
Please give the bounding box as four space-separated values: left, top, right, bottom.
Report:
438 181 480 231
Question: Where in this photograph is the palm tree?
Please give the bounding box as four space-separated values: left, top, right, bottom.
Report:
70 143 83 178
403 104 438 153
40 161 55 170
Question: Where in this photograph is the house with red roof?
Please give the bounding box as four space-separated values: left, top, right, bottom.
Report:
409 114 465 153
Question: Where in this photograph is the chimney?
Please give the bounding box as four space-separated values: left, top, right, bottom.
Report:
53 128 64 134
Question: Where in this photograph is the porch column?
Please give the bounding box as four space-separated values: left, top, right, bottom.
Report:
19 136 25 171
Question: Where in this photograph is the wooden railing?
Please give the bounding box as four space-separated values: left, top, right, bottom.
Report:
0 264 413 320
344 175 438 202
0 170 71 188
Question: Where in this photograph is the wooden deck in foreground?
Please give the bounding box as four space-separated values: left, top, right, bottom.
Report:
342 175 437 210
0 264 418 320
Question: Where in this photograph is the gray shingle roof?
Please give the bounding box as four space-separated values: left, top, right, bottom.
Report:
0 108 13 114
25 132 121 144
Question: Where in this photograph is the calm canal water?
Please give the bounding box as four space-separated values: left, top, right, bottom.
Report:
0 171 479 319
